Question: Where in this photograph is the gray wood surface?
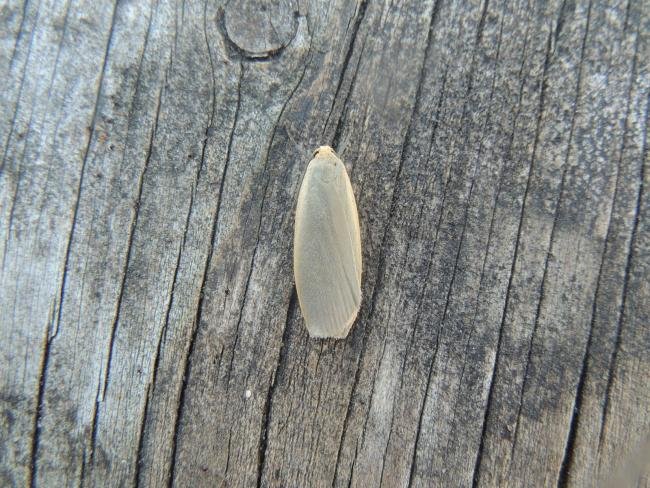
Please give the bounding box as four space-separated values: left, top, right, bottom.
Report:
1 0 648 486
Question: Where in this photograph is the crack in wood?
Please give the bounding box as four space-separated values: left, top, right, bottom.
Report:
134 382 152 487
323 0 369 137
167 60 243 488
510 0 593 464
472 18 556 487
102 82 164 402
598 108 648 455
1 0 42 174
557 13 643 486
27 2 120 485
256 289 297 487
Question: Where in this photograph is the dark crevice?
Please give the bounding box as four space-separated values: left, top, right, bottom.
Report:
510 0 592 460
88 5 163 482
445 132 501 456
330 147 399 483
399 66 450 373
332 2 442 484
381 84 449 481
28 317 54 488
598 96 648 454
323 0 369 135
409 0 496 482
347 443 360 488
8 0 32 70
138 195 190 483
256 289 297 488
475 0 491 47
225 21 313 394
378 395 397 486
79 446 87 488
179 0 187 25
396 79 453 488
331 363 361 486
358 332 389 454
93 87 159 474
224 48 311 387
1 0 42 174
134 382 152 487
597 22 647 455
510 162 569 457
331 37 367 151
408 140 482 487
224 192 266 385
407 328 441 488
461 0 491 108
623 0 633 32
87 373 103 472
254 29 312 183
444 0 508 456
342 252 386 415
28 2 120 485
468 20 529 487
223 427 233 482
96 0 159 400
472 21 555 487
43 0 72 108
225 34 312 482
553 0 570 53
102 83 164 400
382 64 448 488
167 61 243 488
557 16 641 486
197 0 220 181
159 186 194 360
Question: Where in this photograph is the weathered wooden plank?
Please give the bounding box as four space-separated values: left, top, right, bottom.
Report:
32 1 181 486
1 1 120 485
1 0 648 487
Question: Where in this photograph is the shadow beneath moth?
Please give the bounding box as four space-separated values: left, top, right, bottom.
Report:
293 146 362 339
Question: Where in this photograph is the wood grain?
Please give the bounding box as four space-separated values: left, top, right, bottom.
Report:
1 0 648 486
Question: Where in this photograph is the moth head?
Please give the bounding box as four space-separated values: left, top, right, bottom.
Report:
312 145 337 159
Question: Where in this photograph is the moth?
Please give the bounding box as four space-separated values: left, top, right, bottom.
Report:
293 146 362 338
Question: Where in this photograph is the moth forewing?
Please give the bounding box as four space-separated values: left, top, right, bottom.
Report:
293 146 362 339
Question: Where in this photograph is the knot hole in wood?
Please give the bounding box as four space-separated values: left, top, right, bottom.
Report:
223 0 300 60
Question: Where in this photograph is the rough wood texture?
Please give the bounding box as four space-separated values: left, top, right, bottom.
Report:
1 0 648 486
